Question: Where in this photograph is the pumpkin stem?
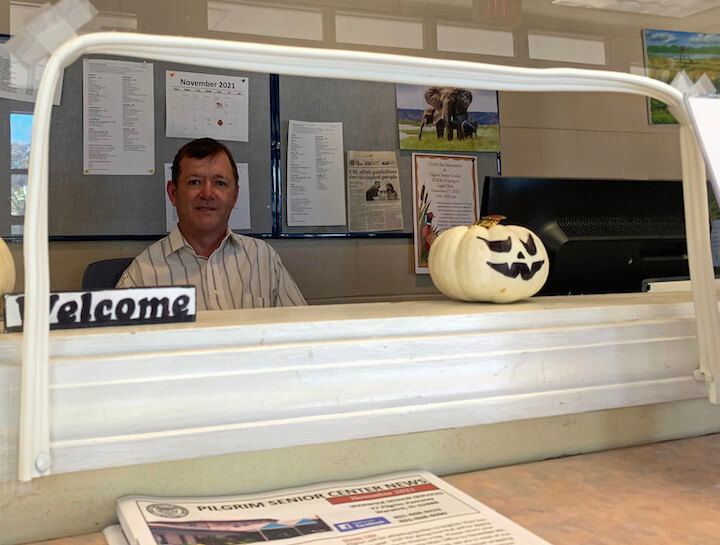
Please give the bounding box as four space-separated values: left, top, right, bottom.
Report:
477 215 506 228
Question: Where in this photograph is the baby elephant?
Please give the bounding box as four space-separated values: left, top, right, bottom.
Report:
460 119 478 138
447 114 477 139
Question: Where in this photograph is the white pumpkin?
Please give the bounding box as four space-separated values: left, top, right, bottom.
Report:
0 236 16 297
428 215 549 303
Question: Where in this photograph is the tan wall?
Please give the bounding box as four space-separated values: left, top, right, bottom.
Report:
7 237 440 304
6 0 716 301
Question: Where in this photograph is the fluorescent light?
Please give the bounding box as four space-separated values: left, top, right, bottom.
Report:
551 0 720 18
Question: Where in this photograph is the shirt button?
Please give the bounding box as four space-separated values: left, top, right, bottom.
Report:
214 290 219 295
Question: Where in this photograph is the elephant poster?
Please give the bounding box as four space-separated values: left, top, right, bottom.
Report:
396 84 500 152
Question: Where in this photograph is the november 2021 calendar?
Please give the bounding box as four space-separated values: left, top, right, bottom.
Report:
165 70 249 142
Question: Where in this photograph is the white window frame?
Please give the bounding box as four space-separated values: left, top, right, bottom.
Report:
13 32 720 481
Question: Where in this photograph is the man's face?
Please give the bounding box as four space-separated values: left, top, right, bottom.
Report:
167 152 238 239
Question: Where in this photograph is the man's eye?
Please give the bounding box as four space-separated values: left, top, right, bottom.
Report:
187 179 200 185
216 180 227 187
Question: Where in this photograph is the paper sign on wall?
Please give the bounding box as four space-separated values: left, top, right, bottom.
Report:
82 58 155 175
166 70 249 142
0 44 63 104
287 120 346 226
411 153 479 273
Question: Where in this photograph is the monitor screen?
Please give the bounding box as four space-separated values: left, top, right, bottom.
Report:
480 177 689 295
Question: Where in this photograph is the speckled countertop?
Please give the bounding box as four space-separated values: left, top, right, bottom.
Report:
444 433 720 545
24 433 720 545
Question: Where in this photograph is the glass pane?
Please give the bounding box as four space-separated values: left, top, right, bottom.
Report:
10 113 32 170
11 173 27 216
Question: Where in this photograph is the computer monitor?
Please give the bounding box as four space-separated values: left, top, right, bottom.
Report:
480 177 690 295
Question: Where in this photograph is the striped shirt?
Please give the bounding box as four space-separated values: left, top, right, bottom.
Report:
116 227 306 310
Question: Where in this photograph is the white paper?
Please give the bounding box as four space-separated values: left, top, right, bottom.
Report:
0 44 62 104
685 95 720 211
166 70 249 142
116 470 553 545
287 120 346 226
163 162 251 232
347 151 403 232
83 59 155 175
412 153 479 273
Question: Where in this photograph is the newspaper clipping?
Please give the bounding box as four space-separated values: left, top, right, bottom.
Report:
347 151 403 232
116 470 552 545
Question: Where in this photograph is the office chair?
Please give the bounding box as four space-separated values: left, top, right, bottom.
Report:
81 258 134 290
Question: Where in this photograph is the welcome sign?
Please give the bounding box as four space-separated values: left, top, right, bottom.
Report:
3 286 196 333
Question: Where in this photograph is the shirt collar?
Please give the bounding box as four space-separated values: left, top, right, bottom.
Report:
165 225 234 257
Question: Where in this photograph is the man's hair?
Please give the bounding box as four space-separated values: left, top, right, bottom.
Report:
171 137 239 185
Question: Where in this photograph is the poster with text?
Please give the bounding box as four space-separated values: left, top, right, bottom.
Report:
163 162 251 231
83 59 155 175
397 84 499 152
412 153 479 273
166 70 249 141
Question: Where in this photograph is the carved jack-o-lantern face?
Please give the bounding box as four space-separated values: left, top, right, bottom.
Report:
476 233 546 281
428 218 549 303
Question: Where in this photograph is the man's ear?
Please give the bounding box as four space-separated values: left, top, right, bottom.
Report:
232 182 239 206
167 180 178 206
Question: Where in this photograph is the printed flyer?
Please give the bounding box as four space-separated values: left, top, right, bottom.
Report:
411 153 479 273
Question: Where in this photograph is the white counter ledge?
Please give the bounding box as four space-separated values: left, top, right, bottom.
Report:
0 292 707 478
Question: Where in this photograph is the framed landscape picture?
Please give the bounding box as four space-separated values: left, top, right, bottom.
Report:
643 28 720 124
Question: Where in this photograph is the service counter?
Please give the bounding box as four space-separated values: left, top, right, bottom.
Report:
0 290 711 478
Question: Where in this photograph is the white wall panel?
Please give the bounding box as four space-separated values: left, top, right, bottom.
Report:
528 33 607 65
335 14 423 49
208 2 323 41
437 25 514 57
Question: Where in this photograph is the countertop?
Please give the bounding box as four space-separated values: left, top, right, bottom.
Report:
22 433 720 545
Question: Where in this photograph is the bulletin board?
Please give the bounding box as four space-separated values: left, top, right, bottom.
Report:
278 75 500 236
1 62 500 239
0 55 273 238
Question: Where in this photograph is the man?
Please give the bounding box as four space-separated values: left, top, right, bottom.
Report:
117 138 306 310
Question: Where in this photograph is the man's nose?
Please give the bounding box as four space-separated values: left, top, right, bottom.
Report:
198 180 214 199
